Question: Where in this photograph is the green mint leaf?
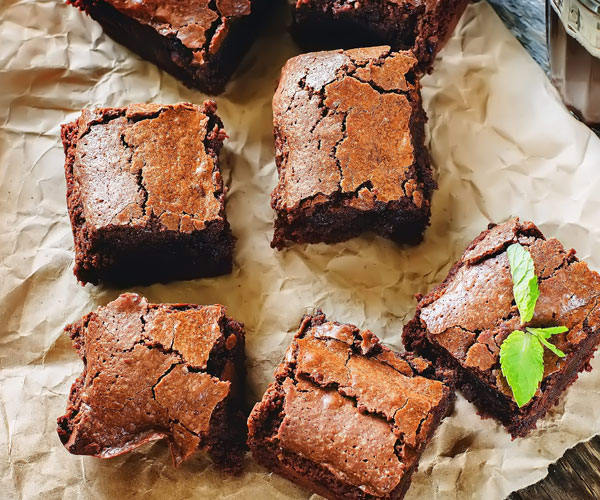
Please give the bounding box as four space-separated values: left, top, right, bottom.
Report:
526 327 567 357
536 336 566 357
507 243 539 323
526 326 568 339
500 330 544 407
501 246 568 405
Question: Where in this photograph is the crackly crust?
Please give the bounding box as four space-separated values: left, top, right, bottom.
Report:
61 102 234 285
270 46 435 249
66 102 226 231
57 293 247 472
99 0 251 58
403 217 600 437
289 0 470 72
66 0 266 94
248 311 453 499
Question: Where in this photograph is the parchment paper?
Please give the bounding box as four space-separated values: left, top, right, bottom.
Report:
2 1 600 498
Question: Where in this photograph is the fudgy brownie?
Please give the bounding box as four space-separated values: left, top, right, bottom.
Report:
61 102 233 285
248 311 453 499
270 46 435 249
289 0 470 71
67 0 266 94
403 218 600 438
57 293 247 471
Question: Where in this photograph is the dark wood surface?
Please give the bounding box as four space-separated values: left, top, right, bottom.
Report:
509 436 600 499
486 0 600 497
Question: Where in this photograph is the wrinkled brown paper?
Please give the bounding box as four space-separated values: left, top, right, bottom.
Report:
2 1 600 498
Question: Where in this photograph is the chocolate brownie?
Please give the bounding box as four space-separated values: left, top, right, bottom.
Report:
66 0 266 94
57 293 247 471
61 102 233 286
289 0 470 71
247 311 453 499
270 46 435 249
403 218 600 438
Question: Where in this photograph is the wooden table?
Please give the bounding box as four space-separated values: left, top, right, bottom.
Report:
486 0 600 497
510 435 600 498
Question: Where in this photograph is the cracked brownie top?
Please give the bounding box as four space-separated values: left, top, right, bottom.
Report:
416 218 600 399
57 293 244 467
256 312 450 497
66 102 226 234
103 0 252 65
272 46 428 213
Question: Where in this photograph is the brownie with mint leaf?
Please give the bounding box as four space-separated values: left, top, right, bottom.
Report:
403 218 600 437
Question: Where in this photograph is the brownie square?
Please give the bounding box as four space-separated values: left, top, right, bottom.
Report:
57 293 247 471
289 0 470 71
61 102 233 286
67 0 266 94
403 218 600 437
248 311 453 499
270 46 435 249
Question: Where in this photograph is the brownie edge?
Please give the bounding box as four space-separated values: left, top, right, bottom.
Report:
57 293 247 471
290 0 470 72
248 311 453 499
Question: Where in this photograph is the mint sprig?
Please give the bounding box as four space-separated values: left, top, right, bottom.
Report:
499 243 567 407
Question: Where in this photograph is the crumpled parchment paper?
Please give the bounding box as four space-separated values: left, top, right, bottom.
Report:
2 1 600 498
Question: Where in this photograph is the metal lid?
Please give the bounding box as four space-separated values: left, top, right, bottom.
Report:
551 0 600 56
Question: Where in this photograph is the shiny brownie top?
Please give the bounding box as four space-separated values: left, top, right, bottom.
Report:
64 102 226 233
272 46 428 213
57 293 241 465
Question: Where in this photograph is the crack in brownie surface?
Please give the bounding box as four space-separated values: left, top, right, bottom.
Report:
72 103 223 231
248 312 453 499
98 0 249 62
403 218 600 437
57 293 247 471
271 46 434 249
